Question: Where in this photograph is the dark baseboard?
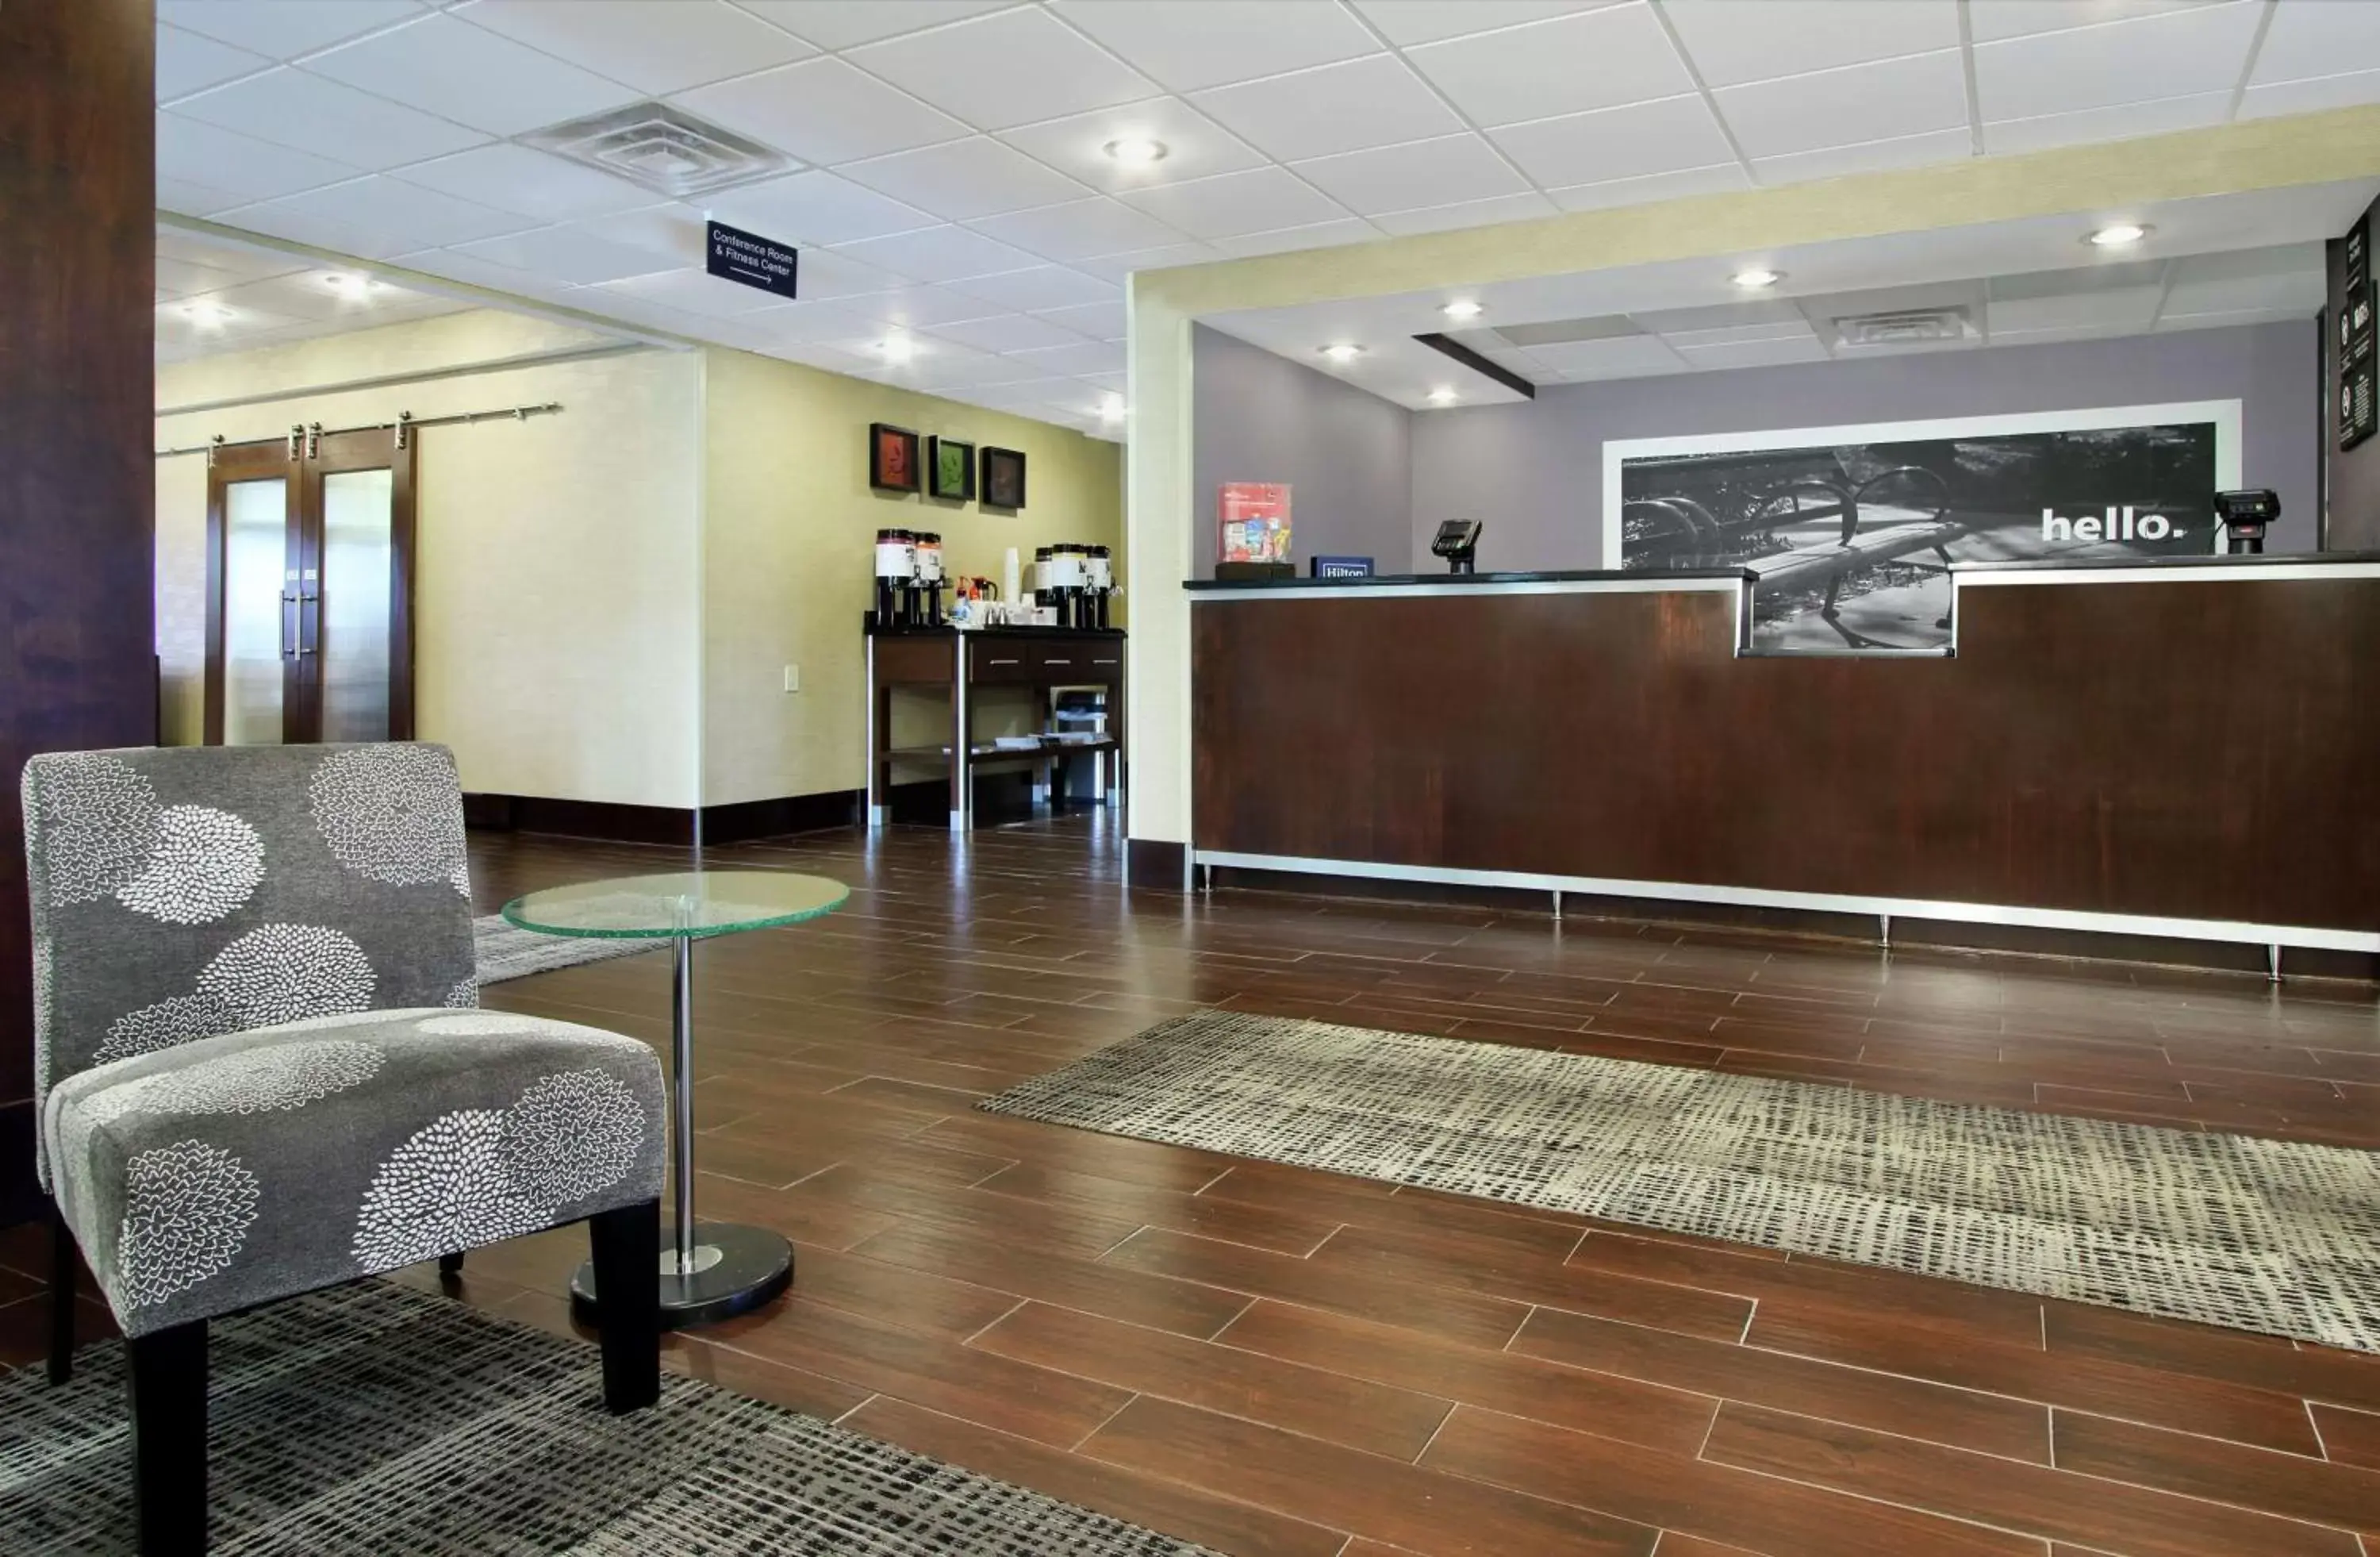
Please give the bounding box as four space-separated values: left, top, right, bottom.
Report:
704 790 861 844
463 793 693 847
1127 838 1188 890
464 790 870 848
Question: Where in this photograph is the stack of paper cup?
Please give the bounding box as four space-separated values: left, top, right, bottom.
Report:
1002 546 1021 605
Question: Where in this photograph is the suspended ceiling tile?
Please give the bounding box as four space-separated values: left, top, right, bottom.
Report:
1714 49 1969 160
1671 333 1833 368
158 111 368 202
1971 1 2263 121
1073 242 1225 282
455 0 816 96
1004 339 1127 377
1981 90 2230 154
388 144 658 223
925 312 1092 354
840 284 1016 329
1489 94 1737 189
1545 160 1751 212
158 25 274 102
1031 297 1129 340
1115 166 1350 240
156 1 428 60
1291 134 1530 218
1967 0 2230 44
593 266 797 318
946 264 1119 312
847 8 1161 133
171 68 491 170
705 171 942 248
969 198 1191 263
839 137 1097 223
831 224 1043 284
447 224 685 285
672 57 968 167
1370 190 1561 236
1350 0 1631 47
2237 67 2380 120
1663 0 1962 87
731 0 1012 52
2253 0 2380 84
1192 53 1465 162
231 174 538 250
1403 4 1692 129
997 98 1267 195
303 12 642 138
1752 125 1973 186
1053 0 1380 94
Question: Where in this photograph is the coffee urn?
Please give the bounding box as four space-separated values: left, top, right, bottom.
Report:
873 527 916 628
1033 546 1056 616
914 532 945 625
1047 543 1088 626
1083 544 1113 629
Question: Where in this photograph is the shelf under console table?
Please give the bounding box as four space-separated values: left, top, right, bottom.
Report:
866 625 1127 832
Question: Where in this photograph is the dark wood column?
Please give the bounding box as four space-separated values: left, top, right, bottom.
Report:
0 0 155 1222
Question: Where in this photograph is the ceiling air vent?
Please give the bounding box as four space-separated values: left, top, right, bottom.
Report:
1833 307 1972 348
521 102 795 198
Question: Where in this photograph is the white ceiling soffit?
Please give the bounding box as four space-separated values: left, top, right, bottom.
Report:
1201 180 2355 407
154 0 2380 434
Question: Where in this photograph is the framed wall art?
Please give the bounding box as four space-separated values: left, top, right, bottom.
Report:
981 445 1027 509
869 422 919 493
927 435 976 501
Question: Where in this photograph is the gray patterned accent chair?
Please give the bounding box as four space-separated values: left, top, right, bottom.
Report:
21 742 667 1555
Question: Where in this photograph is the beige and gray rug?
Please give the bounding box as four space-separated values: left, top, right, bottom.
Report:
980 1010 2380 1352
0 1282 1211 1555
474 913 656 986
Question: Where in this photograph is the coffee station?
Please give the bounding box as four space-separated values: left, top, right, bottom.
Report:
866 527 1125 831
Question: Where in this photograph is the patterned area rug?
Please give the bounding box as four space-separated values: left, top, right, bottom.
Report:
474 913 656 986
980 1011 2380 1352
0 1282 1211 1555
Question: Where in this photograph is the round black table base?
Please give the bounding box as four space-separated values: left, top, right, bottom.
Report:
569 1221 794 1330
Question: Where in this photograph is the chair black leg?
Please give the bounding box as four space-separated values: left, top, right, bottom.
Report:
587 1198 660 1415
127 1320 208 1557
48 1200 75 1386
438 1251 464 1282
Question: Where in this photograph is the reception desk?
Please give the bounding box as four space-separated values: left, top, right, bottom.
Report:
1186 558 2380 965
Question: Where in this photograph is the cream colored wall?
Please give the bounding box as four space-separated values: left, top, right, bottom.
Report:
700 345 1125 807
155 309 704 809
1124 104 2380 851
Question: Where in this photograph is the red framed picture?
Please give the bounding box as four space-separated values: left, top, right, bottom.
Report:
869 422 920 493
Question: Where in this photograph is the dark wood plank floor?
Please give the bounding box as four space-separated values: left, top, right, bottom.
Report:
9 810 2379 1556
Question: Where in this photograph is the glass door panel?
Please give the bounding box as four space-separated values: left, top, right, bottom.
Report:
320 467 394 743
221 477 290 747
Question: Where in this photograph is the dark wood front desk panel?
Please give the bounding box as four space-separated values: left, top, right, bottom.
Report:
1191 576 2380 946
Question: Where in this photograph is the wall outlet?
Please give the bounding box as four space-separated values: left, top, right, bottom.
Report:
782 663 800 693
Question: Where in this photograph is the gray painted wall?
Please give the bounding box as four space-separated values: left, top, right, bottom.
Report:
1191 323 1411 578
1408 321 2322 567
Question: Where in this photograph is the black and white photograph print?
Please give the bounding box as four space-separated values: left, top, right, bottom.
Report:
1607 404 2232 653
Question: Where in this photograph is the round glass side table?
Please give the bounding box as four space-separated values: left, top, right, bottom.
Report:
502 870 849 1328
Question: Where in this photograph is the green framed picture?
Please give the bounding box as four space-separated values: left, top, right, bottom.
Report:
927 435 975 501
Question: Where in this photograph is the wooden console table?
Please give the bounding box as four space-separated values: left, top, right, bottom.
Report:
866 627 1126 831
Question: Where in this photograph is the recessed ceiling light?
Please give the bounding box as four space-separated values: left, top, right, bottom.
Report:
181 299 231 325
1441 299 1483 321
1098 393 1126 424
322 272 379 298
1731 268 1783 289
1103 137 1168 167
1319 343 1365 364
2087 223 2149 248
881 333 916 364
1427 386 1459 406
